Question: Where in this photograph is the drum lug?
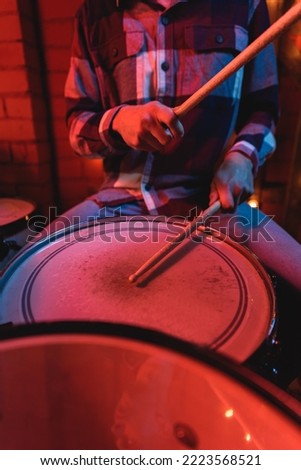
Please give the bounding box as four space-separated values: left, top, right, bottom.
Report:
245 302 283 385
0 231 22 260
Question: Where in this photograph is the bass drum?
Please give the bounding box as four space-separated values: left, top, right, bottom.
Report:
0 217 276 363
0 322 299 450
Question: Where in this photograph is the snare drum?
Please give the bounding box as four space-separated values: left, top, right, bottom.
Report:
0 217 276 362
0 198 36 270
0 322 299 450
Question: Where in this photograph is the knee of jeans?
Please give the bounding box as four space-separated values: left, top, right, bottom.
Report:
227 206 274 245
210 213 257 245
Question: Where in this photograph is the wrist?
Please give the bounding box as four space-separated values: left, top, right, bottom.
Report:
99 105 129 151
109 105 128 146
111 105 127 134
224 150 257 175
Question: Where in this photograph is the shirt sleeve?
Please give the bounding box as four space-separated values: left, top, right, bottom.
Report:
64 10 128 158
227 0 279 174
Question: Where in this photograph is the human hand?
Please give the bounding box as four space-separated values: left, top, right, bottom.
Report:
209 152 254 211
111 101 184 152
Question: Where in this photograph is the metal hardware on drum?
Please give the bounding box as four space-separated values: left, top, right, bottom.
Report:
246 302 282 384
0 232 22 261
174 423 199 449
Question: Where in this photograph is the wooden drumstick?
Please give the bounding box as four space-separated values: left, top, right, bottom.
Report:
129 3 301 283
128 200 221 283
173 2 301 118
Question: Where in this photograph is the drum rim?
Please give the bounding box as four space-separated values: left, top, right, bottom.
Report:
0 320 299 425
1 215 277 288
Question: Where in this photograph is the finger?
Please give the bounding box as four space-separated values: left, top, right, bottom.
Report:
233 184 254 206
142 133 166 152
209 185 219 206
160 123 173 139
218 185 235 212
156 107 184 140
167 114 184 139
146 122 172 147
138 112 172 148
130 132 163 152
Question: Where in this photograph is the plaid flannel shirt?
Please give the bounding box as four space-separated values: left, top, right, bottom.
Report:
65 0 279 215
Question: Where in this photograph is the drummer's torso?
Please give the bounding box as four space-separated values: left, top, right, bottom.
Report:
72 0 257 183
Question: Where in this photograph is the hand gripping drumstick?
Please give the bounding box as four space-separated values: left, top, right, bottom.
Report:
128 3 301 283
128 200 221 283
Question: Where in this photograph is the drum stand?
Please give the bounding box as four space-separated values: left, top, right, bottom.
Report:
0 230 22 267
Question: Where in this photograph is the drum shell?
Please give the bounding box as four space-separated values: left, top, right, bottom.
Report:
0 323 299 450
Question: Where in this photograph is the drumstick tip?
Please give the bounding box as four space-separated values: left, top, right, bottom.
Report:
128 273 137 283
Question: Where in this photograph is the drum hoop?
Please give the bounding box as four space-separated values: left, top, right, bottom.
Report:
0 216 277 362
1 215 276 285
198 226 277 336
0 320 299 424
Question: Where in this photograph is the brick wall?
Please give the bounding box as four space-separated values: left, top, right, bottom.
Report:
0 0 103 219
37 0 103 213
0 0 300 240
0 0 54 215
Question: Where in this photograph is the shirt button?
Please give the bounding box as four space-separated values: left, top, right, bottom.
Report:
161 61 169 72
161 16 169 26
215 34 224 44
112 47 119 57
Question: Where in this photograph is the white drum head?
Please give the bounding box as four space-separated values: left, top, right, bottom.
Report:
0 218 276 362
